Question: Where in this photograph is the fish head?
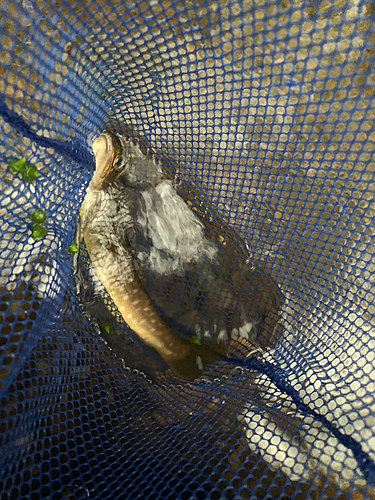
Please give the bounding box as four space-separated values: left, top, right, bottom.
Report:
91 131 129 190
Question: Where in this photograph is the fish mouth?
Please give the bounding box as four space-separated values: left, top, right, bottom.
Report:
91 131 124 190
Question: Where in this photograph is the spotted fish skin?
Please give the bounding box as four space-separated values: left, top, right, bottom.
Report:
79 131 223 379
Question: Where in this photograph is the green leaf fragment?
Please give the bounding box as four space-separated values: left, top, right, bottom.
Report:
31 208 47 224
67 242 78 253
103 325 110 334
22 165 39 182
32 224 47 240
9 157 27 172
8 157 39 182
190 335 201 345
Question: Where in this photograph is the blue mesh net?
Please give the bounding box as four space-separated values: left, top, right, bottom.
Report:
1 0 375 498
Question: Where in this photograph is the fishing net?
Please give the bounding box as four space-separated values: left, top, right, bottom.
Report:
1 0 375 498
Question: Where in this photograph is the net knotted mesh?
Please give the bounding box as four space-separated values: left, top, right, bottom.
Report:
1 1 375 499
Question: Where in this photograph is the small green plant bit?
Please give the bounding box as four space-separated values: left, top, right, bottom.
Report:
23 164 39 182
190 335 201 346
67 242 78 253
103 325 111 334
32 224 47 240
29 208 47 240
8 157 27 173
8 157 39 182
30 208 47 224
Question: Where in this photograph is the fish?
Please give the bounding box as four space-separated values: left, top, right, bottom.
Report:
88 127 284 354
78 131 225 379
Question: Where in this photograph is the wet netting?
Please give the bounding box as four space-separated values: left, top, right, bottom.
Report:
1 0 375 499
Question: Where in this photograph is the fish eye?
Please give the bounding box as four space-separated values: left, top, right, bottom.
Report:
113 157 124 170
